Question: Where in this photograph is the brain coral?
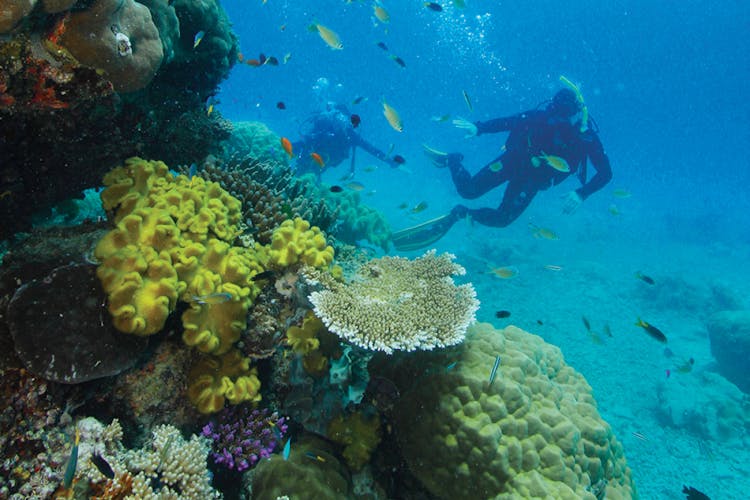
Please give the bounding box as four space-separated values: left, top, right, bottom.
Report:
375 322 636 500
309 250 478 354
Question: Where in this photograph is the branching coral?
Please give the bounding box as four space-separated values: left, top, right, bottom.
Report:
309 250 479 353
201 406 287 471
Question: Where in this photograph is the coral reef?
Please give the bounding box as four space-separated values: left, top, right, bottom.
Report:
6 263 148 383
248 435 352 499
373 322 636 499
224 121 291 169
0 0 238 240
201 406 287 471
309 250 479 353
266 217 335 270
187 349 262 414
327 411 381 472
58 0 164 93
707 310 750 393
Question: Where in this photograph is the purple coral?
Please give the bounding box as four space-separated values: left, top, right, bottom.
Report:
201 406 287 472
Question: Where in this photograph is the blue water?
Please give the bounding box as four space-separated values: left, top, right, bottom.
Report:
218 1 750 499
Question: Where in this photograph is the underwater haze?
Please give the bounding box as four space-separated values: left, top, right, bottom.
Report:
220 1 750 499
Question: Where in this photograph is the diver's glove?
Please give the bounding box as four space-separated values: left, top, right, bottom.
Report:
452 118 478 138
561 190 583 214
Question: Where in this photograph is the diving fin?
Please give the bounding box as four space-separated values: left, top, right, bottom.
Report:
392 213 456 251
422 143 449 168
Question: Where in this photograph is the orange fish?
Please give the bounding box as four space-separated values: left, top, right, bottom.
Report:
310 152 325 168
237 52 244 63
280 137 293 158
246 59 262 67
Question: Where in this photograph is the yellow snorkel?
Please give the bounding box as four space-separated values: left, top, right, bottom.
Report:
559 75 589 132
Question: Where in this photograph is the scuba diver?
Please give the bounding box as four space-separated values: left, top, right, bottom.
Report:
293 102 401 179
393 79 612 251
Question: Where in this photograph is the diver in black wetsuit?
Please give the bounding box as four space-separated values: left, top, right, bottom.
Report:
395 87 612 250
293 102 400 179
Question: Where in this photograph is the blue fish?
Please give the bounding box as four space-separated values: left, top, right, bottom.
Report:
193 30 206 49
282 437 291 461
445 361 457 372
488 355 501 385
188 163 197 179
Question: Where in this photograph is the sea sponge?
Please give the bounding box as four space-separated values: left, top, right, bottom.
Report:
327 411 381 472
0 0 38 33
309 250 479 353
187 349 261 414
267 217 334 269
374 322 636 499
57 0 164 92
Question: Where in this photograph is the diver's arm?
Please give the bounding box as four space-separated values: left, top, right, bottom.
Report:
352 135 392 164
475 113 527 135
576 134 612 200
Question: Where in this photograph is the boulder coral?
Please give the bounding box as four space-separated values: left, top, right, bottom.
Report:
374 322 636 499
58 0 164 92
0 0 37 33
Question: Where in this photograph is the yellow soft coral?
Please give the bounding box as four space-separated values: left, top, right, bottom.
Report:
96 159 262 348
267 217 334 269
286 311 324 356
187 349 262 414
327 412 381 471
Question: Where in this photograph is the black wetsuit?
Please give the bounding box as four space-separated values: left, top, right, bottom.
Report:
450 109 612 227
293 110 392 177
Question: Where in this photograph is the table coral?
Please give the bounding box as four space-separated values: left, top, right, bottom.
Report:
374 322 637 499
309 250 479 353
57 0 164 92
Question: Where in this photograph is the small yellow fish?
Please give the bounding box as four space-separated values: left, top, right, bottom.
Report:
489 266 519 279
431 114 451 122
676 357 694 374
612 188 632 199
410 201 428 213
453 0 466 7
536 151 570 172
373 4 389 23
206 103 214 116
529 223 558 240
462 90 472 112
363 165 378 172
397 202 408 209
345 181 365 191
608 204 620 215
193 30 205 49
382 100 403 132
488 160 503 172
543 264 563 271
283 52 292 64
312 23 343 50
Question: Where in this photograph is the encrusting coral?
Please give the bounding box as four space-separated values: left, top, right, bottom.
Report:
309 250 479 354
373 322 637 499
327 411 381 472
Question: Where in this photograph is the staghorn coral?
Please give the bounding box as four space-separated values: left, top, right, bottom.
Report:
373 322 637 500
57 0 164 93
309 250 479 354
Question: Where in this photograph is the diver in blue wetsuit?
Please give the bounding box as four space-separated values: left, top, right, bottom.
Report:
293 102 400 179
394 85 612 251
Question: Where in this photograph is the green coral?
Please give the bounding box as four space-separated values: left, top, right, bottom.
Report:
374 322 637 499
327 411 381 472
224 121 290 167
